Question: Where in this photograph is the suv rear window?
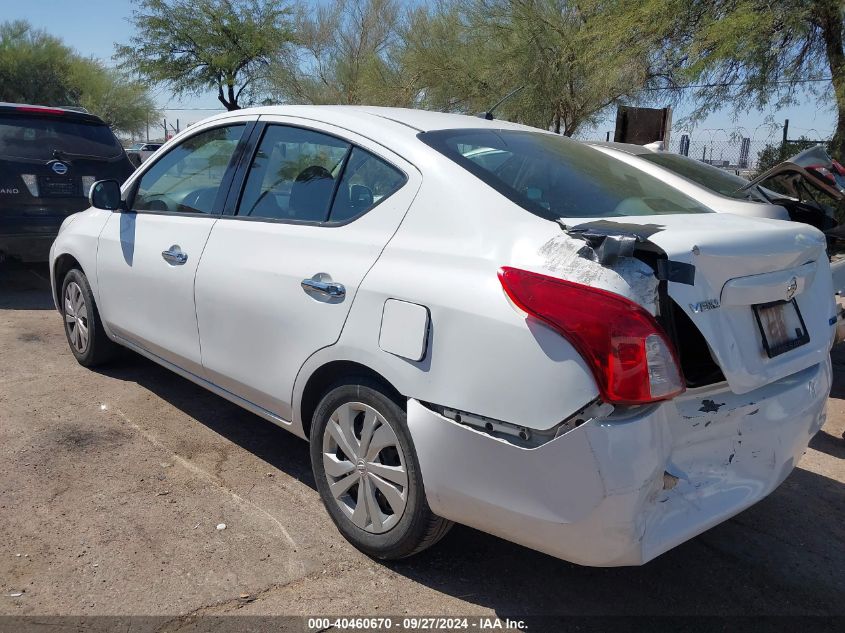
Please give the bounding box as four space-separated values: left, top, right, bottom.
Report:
0 114 123 161
419 129 711 219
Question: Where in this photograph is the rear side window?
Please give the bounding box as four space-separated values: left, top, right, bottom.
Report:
0 115 123 160
328 147 406 223
237 124 406 224
420 129 711 219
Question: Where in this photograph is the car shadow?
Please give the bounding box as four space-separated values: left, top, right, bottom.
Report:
94 351 845 617
95 354 316 488
0 261 54 309
829 342 845 399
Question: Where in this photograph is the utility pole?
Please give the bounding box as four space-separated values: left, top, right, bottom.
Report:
782 118 789 147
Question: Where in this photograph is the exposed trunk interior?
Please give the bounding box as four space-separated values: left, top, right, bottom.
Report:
633 246 725 389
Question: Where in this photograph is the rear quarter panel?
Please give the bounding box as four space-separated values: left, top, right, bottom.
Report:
293 158 600 432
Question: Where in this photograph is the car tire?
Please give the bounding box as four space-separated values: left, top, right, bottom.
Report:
310 379 453 559
60 268 118 367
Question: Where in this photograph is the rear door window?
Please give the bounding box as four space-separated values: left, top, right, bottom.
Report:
238 125 350 222
0 115 123 160
421 129 712 219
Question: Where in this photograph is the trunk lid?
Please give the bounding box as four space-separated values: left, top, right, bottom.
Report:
567 213 836 394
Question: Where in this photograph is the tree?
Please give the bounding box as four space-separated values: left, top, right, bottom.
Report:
401 0 660 135
594 0 845 158
0 21 80 105
0 20 157 136
117 0 296 111
70 62 159 137
271 0 414 106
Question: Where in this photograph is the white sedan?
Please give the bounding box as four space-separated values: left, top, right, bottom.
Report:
586 141 845 294
49 106 835 566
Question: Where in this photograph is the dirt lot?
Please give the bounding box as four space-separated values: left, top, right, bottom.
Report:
1 262 844 621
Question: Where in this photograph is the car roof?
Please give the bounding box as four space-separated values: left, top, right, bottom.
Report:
584 141 656 156
203 105 541 138
0 102 106 125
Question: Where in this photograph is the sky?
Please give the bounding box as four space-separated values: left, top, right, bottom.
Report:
5 0 839 142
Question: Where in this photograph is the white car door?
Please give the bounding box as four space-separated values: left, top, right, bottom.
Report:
194 119 421 420
96 121 251 376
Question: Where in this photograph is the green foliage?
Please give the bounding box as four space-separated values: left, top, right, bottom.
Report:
271 0 414 106
70 61 159 136
0 20 157 135
0 21 81 105
591 0 845 157
117 0 296 111
401 0 659 135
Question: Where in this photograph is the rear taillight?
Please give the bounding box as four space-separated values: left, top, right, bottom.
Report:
82 176 96 197
20 174 38 197
498 266 685 404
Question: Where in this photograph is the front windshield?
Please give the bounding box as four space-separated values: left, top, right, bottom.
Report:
636 151 766 201
420 129 711 219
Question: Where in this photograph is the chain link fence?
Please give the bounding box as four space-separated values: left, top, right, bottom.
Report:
585 124 833 177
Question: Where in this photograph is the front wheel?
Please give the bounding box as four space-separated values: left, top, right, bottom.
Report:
60 268 117 366
310 380 452 559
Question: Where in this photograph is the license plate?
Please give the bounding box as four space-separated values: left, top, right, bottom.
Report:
753 299 810 358
39 175 80 197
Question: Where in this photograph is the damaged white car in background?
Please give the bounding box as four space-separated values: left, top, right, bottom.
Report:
50 106 836 566
586 141 845 299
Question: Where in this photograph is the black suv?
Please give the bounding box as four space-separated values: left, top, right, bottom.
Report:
0 103 135 262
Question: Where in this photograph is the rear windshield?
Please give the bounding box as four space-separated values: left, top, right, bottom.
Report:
0 114 123 160
637 151 765 201
419 129 711 219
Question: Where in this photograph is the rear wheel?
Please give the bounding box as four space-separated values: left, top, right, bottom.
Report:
61 268 117 366
310 379 452 559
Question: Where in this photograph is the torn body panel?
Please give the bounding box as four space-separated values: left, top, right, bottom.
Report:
555 214 836 394
408 357 830 566
537 232 660 314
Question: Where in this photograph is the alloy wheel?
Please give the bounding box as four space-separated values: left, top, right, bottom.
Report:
321 401 408 534
64 281 89 354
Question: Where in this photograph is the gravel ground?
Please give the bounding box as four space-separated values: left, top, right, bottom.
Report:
0 262 843 622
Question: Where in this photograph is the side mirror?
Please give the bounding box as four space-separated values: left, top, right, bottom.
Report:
89 179 123 211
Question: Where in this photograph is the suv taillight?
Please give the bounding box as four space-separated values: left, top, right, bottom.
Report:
498 266 685 404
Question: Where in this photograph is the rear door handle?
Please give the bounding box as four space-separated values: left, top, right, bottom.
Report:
301 278 345 298
161 245 188 265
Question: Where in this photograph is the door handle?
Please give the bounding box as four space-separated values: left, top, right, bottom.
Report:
161 246 188 265
301 278 345 298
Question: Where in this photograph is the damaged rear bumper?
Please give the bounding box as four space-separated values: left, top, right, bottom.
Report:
407 358 830 566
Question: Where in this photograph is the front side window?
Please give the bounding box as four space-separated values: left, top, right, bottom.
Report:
133 125 245 214
420 129 712 219
238 125 350 222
